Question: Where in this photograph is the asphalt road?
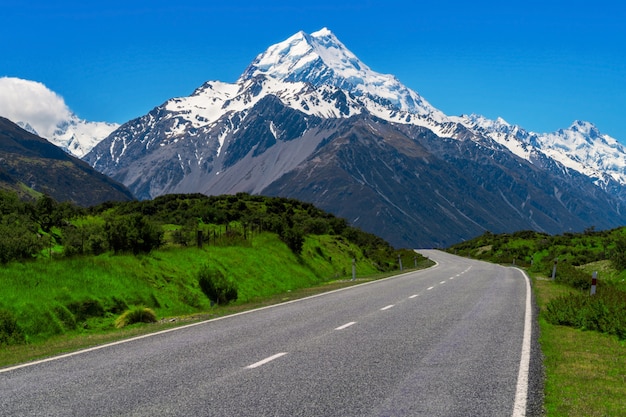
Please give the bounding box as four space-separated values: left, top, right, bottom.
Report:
1 250 541 416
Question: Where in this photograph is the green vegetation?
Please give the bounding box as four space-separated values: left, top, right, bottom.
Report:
0 191 427 354
198 265 238 305
448 229 626 416
448 228 626 339
115 307 157 328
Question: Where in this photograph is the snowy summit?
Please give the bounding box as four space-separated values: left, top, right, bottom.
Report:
240 28 440 117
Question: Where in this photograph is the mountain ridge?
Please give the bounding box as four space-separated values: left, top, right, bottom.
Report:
0 116 134 206
76 28 626 246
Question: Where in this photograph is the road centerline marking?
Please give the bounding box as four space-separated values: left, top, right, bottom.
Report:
335 321 357 330
409 294 419 299
427 286 434 290
380 304 394 311
246 352 288 369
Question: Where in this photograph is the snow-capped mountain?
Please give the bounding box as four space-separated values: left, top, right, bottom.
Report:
458 115 626 199
84 28 626 247
0 77 119 157
240 28 444 119
44 115 119 158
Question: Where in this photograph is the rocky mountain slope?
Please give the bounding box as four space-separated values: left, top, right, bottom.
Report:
0 116 134 206
83 28 626 247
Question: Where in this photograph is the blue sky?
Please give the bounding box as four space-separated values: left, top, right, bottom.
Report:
2 0 625 141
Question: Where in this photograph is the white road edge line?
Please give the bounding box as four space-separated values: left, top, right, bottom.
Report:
246 352 288 369
512 268 532 417
380 304 395 311
335 321 357 330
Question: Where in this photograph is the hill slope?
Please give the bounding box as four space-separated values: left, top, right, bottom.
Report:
0 116 134 206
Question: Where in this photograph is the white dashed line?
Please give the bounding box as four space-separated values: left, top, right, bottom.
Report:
380 305 395 311
440 281 446 284
246 352 288 369
335 322 357 330
427 286 434 290
409 294 419 299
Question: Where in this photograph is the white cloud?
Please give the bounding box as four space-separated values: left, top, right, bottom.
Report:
0 76 72 138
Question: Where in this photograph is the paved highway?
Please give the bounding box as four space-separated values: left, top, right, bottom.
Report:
1 250 541 416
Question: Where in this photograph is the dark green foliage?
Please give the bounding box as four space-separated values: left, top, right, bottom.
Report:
198 266 238 305
0 309 25 346
544 286 626 340
1 190 405 273
280 227 305 255
105 213 163 254
553 262 593 290
62 222 108 256
0 214 43 263
610 235 626 270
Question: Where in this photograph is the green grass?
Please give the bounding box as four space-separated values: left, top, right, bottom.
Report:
534 277 626 416
0 232 400 361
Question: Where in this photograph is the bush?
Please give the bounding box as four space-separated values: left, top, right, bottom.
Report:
544 287 626 339
198 266 238 305
280 227 304 255
0 309 26 346
610 235 626 270
115 307 157 328
553 262 592 290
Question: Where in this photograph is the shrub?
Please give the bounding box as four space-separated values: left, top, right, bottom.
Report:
610 235 626 270
198 266 238 305
280 227 304 255
115 307 157 328
544 287 626 339
554 262 592 290
0 309 26 346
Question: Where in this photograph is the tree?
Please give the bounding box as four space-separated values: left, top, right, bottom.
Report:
0 213 43 263
105 214 163 254
280 227 304 255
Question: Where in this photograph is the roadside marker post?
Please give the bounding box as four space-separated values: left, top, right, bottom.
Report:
398 255 403 271
551 257 558 280
590 271 597 295
352 258 356 281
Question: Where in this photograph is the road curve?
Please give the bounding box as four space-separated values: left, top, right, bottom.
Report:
1 250 542 416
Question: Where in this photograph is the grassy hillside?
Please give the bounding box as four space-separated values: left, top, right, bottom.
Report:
0 191 426 352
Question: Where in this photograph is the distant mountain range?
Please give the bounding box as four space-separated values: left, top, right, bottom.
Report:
0 76 119 157
0 116 133 206
5 29 626 247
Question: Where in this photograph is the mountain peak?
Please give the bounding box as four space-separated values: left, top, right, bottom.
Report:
239 28 439 116
239 28 362 84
